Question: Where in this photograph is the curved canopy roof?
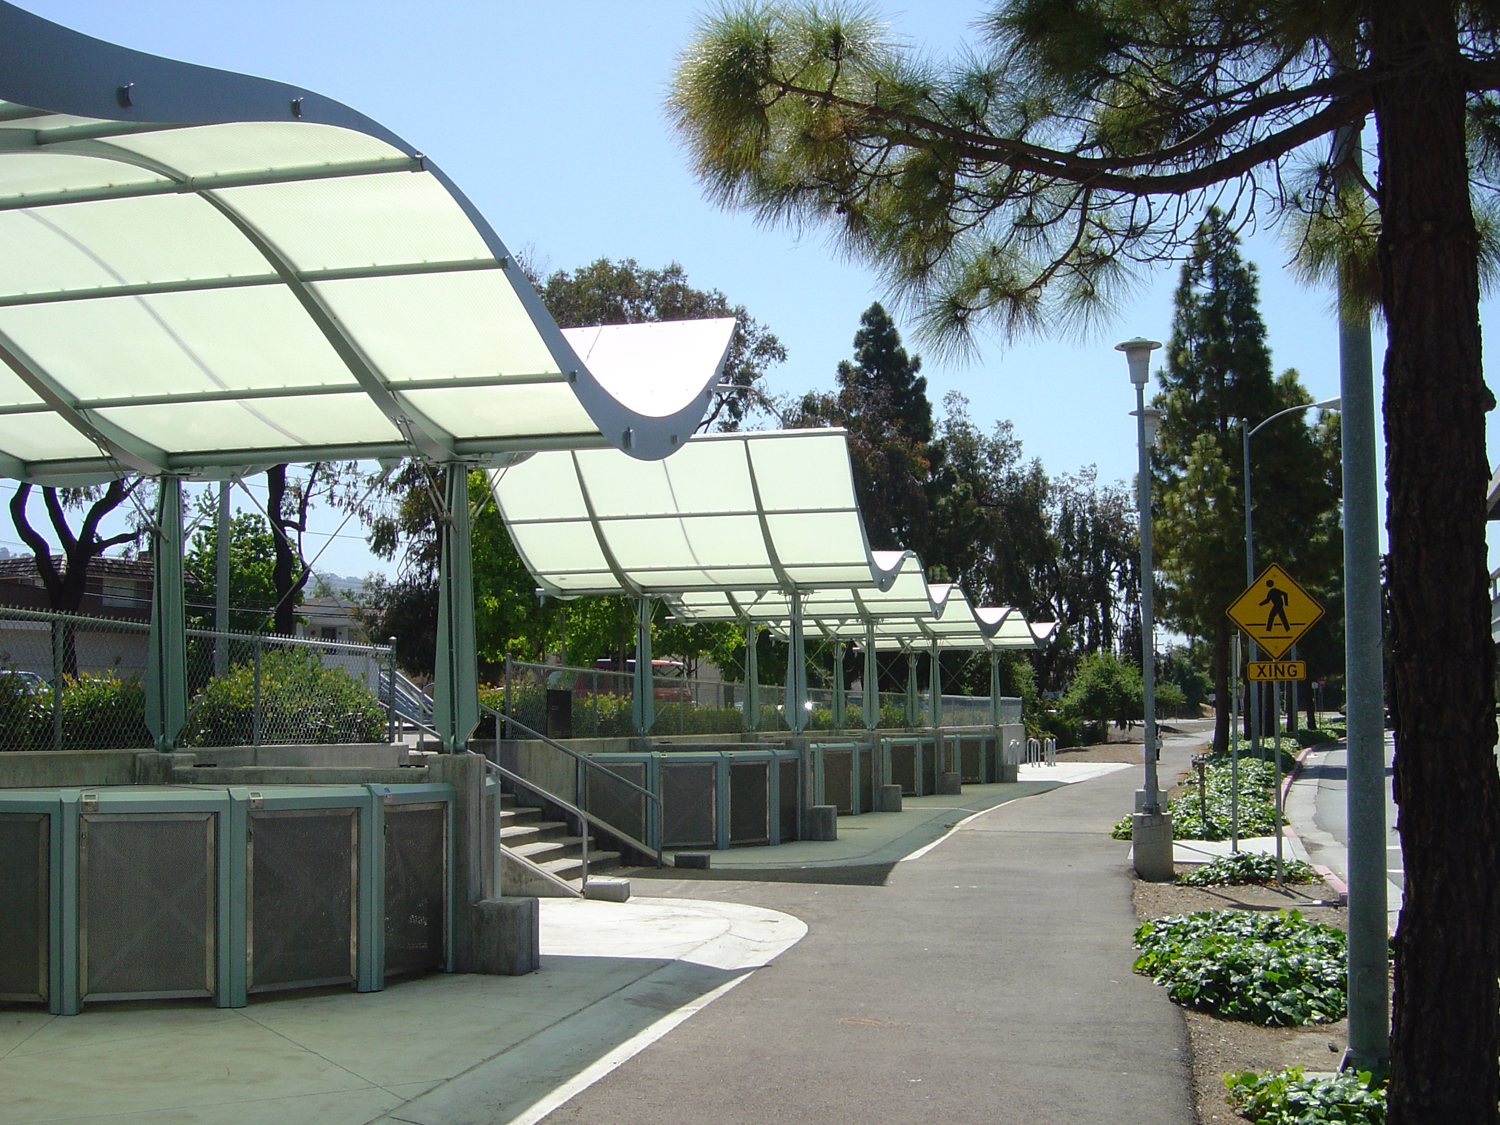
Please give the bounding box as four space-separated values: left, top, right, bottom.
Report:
0 3 730 482
491 428 911 598
664 554 946 624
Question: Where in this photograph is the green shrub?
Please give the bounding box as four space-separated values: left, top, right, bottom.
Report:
1177 852 1319 886
182 648 385 746
1294 726 1345 748
1225 1067 1385 1124
1134 910 1347 1026
1113 757 1286 841
60 674 151 749
0 672 47 751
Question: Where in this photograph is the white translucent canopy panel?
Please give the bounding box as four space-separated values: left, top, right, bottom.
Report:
0 4 734 480
491 429 907 597
665 556 945 625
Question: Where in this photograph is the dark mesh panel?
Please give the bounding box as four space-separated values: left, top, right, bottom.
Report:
728 762 769 845
920 738 937 793
960 737 983 783
0 813 47 1002
250 809 356 992
858 746 874 812
889 742 917 795
822 748 853 814
82 814 213 999
583 761 647 844
778 758 799 842
662 762 716 847
384 804 446 977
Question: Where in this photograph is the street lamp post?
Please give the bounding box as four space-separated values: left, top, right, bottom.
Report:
1117 336 1173 881
1242 397 1340 882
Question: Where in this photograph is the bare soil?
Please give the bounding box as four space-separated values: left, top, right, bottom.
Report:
1134 868 1351 1124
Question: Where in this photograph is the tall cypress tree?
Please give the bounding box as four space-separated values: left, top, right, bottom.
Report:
1153 210 1340 754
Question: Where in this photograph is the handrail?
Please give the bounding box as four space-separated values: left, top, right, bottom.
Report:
470 752 591 891
479 703 664 868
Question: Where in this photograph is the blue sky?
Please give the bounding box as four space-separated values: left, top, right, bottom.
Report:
8 1 1498 581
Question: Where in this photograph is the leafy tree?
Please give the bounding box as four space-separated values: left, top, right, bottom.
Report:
534 258 787 430
183 505 279 633
671 8 1500 1110
1062 650 1142 742
1152 213 1342 755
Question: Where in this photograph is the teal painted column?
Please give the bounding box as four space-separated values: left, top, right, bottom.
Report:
632 597 655 736
904 648 920 728
862 621 880 730
832 641 846 730
990 649 1003 726
928 639 943 729
785 594 808 734
144 476 187 751
432 464 478 754
743 620 760 732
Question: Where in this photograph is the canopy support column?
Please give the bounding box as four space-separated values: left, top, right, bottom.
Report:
832 641 846 730
905 648 920 729
432 464 478 754
632 598 655 736
145 476 186 751
929 639 943 730
785 594 807 735
862 621 880 731
990 649 1002 726
743 619 760 732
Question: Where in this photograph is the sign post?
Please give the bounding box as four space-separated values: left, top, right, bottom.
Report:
1227 564 1325 883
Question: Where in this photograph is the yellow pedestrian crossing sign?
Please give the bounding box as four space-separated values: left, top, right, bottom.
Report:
1227 564 1324 660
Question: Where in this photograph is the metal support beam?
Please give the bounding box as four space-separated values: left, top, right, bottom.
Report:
214 480 229 677
863 620 880 731
990 650 1003 726
905 649 920 729
743 620 760 732
832 641 846 730
785 594 808 735
144 477 186 750
929 639 943 730
632 597 655 736
432 464 478 753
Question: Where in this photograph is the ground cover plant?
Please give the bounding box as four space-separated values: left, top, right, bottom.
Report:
1134 910 1347 1026
1226 1066 1386 1124
1113 750 1291 841
1177 852 1319 887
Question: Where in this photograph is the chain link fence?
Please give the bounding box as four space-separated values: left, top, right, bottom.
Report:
0 605 394 751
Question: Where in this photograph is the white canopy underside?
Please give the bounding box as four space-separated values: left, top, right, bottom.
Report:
0 8 734 481
491 428 911 597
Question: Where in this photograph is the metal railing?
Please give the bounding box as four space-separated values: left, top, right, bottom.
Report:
480 703 664 870
1024 737 1057 765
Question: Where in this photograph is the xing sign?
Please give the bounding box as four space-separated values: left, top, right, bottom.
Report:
1227 564 1325 660
1247 660 1307 682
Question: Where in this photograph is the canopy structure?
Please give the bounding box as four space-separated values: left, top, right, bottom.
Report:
492 427 917 733
0 3 733 750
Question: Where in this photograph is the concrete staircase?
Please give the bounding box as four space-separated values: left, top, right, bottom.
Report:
499 791 622 893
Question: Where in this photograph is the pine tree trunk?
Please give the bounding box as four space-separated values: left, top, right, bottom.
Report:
1212 617 1231 755
1373 4 1500 1120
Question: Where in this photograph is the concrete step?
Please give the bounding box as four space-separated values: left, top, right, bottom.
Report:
499 820 571 847
537 850 622 885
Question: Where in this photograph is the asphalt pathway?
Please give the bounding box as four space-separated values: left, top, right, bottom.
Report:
536 736 1200 1125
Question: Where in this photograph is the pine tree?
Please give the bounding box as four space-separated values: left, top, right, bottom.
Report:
1153 211 1341 755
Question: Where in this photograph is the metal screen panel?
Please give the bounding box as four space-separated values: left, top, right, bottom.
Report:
728 761 770 845
960 736 984 783
249 808 357 993
822 748 853 815
858 746 874 812
0 813 47 1002
778 757 799 842
81 813 214 1000
662 762 716 848
384 803 446 978
582 760 647 844
889 742 917 795
920 738 937 793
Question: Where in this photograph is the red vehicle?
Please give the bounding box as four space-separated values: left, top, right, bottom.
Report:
575 658 693 703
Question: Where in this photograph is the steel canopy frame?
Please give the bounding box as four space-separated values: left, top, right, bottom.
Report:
0 4 733 751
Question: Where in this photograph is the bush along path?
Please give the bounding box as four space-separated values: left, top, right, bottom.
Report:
1225 1066 1386 1125
1113 738 1304 841
1176 852 1319 887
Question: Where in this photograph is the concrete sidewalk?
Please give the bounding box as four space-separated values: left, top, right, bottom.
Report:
535 738 1201 1125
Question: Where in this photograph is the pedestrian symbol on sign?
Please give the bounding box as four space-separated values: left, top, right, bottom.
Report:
1260 579 1291 633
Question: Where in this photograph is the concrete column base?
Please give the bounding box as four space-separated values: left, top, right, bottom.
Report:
1131 813 1175 882
805 804 838 841
583 877 631 902
1135 788 1147 813
469 897 539 976
876 784 903 812
937 772 962 796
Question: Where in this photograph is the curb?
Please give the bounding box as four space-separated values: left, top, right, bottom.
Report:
1280 738 1349 900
